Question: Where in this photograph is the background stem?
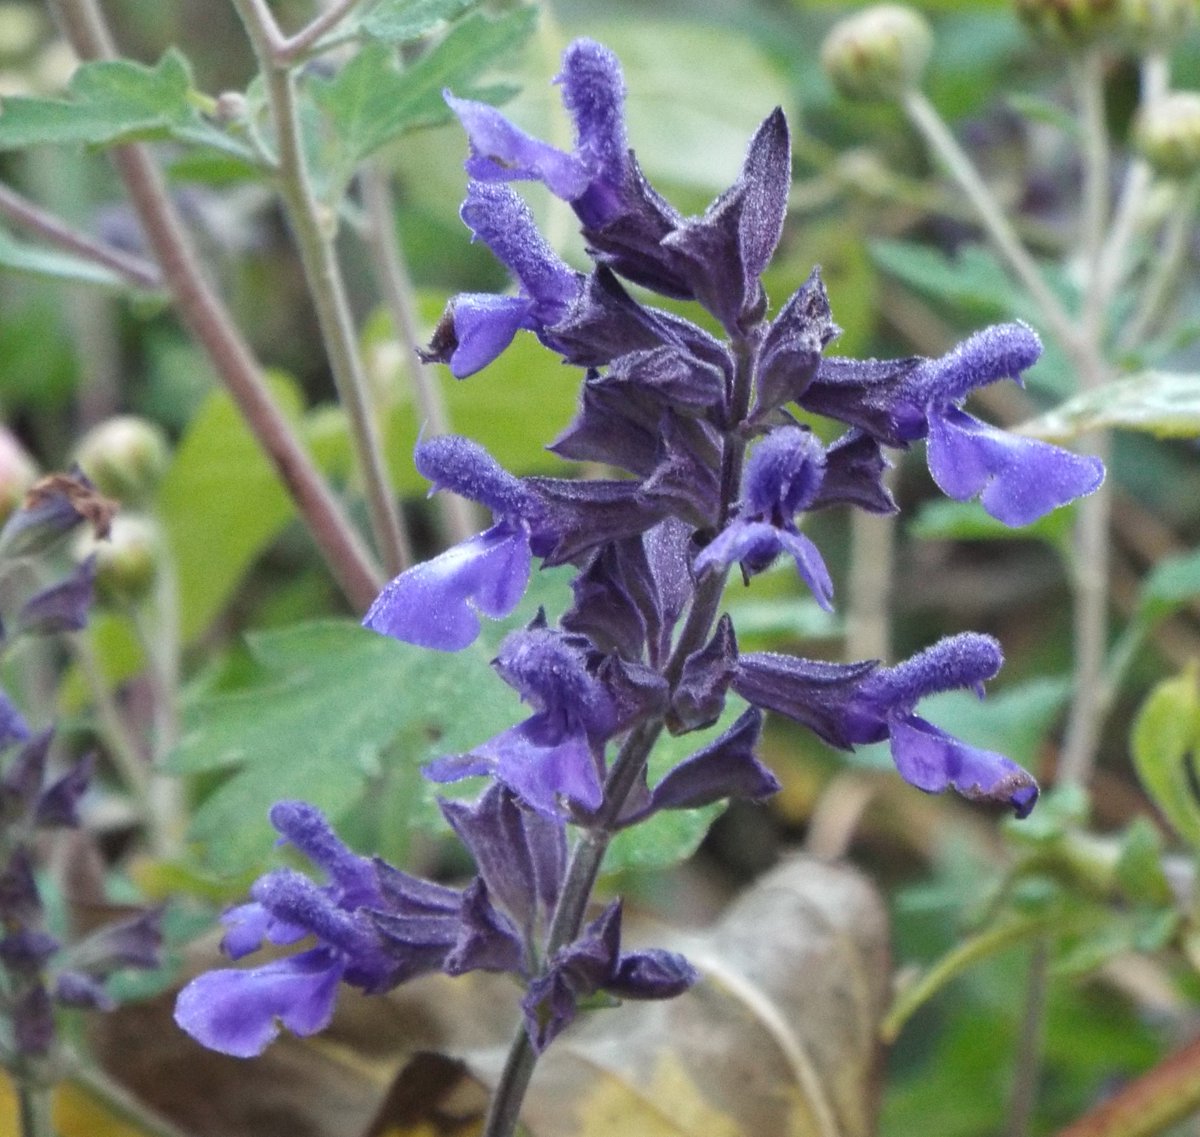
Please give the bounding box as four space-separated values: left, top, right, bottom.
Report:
234 0 412 577
48 0 384 613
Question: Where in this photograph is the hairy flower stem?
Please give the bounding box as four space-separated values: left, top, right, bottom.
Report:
233 0 412 578
1075 50 1111 349
481 337 757 1137
47 0 383 613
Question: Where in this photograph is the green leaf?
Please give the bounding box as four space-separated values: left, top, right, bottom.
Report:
1005 93 1081 139
1018 371 1200 441
361 0 484 42
870 238 1020 321
910 498 1073 546
0 226 127 288
1114 817 1174 907
604 699 751 875
1131 667 1200 850
1138 546 1200 624
156 372 307 643
0 50 195 150
167 620 527 873
310 7 536 195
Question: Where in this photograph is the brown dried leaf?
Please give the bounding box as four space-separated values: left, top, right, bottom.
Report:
95 857 888 1137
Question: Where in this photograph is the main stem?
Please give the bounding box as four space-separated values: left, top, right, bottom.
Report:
234 0 412 577
479 336 757 1137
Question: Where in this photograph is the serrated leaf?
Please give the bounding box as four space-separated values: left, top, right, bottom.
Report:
1138 546 1200 624
0 50 195 150
1131 667 1200 850
0 226 127 288
1019 371 1200 440
361 0 484 42
167 620 528 872
310 7 536 196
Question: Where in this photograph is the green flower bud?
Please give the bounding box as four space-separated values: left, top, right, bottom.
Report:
1135 92 1200 177
81 514 160 607
74 416 169 506
821 5 933 102
1013 0 1122 46
0 426 38 525
1116 0 1197 52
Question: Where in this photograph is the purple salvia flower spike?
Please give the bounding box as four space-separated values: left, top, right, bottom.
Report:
556 38 629 212
35 753 93 828
174 949 345 1058
364 438 545 651
443 879 525 975
755 268 841 416
670 615 738 733
17 556 96 636
0 691 30 752
2 729 50 820
415 435 538 520
695 427 834 609
926 406 1105 526
445 92 591 200
460 183 580 323
646 707 779 814
439 784 541 934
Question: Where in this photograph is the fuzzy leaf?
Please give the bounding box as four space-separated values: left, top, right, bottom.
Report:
166 619 530 873
310 8 536 193
1138 547 1200 624
360 0 484 42
1131 667 1200 851
1018 372 1200 441
0 227 129 288
0 50 196 150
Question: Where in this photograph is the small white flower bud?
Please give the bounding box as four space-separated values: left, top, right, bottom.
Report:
215 91 248 124
74 416 169 506
821 5 933 102
1135 91 1200 177
79 514 160 607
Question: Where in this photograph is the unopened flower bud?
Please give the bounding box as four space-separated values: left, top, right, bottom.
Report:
0 426 38 525
215 91 247 124
821 5 933 102
1013 0 1122 47
82 514 159 607
1135 92 1200 177
74 416 169 506
1116 0 1196 51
